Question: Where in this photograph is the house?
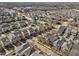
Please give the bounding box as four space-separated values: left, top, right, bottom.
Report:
28 27 35 36
70 18 79 27
54 36 65 50
63 28 71 38
73 39 79 44
56 40 64 50
16 30 27 43
15 42 32 56
8 32 17 43
0 47 6 55
13 30 23 40
61 42 68 52
22 29 30 38
18 20 28 27
61 41 72 52
71 29 77 35
68 35 75 41
58 26 66 35
0 34 10 46
53 39 60 49
2 23 13 33
31 24 39 34
4 43 14 51
8 30 23 43
46 35 58 45
11 22 19 29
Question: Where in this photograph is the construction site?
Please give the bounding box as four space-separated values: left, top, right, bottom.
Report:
0 2 79 56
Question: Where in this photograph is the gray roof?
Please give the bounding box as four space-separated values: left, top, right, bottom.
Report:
47 35 58 45
63 28 71 38
58 26 66 35
15 43 32 56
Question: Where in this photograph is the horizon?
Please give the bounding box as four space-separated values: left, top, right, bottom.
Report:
0 0 79 2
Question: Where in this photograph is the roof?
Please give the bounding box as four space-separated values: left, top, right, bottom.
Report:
58 26 66 35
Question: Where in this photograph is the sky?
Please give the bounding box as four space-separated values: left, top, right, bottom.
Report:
0 0 79 2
